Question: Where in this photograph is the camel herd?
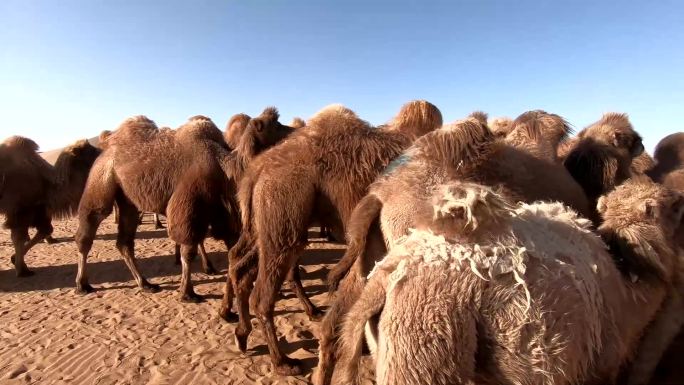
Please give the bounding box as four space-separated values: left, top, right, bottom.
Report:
1 101 683 385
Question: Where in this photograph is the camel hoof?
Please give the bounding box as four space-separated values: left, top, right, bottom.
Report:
234 331 249 353
75 283 95 294
274 357 304 376
17 268 35 277
218 307 238 322
141 283 162 293
180 292 205 303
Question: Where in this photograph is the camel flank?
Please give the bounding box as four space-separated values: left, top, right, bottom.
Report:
337 179 682 385
219 100 443 376
0 136 101 276
317 110 590 384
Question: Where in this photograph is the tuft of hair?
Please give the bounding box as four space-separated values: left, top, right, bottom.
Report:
468 111 488 126
489 116 514 137
261 106 279 120
413 116 495 168
2 136 40 152
430 181 514 236
290 117 306 129
388 100 443 137
511 110 573 143
188 114 213 122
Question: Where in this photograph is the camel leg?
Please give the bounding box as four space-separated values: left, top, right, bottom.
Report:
11 221 52 265
75 209 110 294
174 243 181 265
113 203 119 224
220 233 252 322
10 227 33 277
232 244 259 351
288 264 322 321
198 241 217 275
115 198 160 293
153 213 165 229
178 243 203 303
250 248 304 376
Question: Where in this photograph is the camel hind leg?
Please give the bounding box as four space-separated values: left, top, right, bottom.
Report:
288 264 322 321
177 243 203 302
198 241 217 275
10 227 32 277
115 196 160 293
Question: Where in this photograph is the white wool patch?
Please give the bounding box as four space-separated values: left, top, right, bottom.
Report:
369 229 531 306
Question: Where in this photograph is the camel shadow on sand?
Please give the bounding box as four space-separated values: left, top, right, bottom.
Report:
0 242 344 294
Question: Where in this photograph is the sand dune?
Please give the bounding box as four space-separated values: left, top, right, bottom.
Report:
0 215 680 384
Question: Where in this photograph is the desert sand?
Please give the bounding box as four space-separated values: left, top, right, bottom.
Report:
0 214 681 384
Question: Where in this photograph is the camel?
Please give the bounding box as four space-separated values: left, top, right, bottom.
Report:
75 109 294 302
650 132 684 181
316 111 590 384
562 112 644 222
219 100 443 375
337 179 682 385
0 136 101 276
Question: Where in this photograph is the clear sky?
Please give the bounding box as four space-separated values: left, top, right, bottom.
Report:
1 0 682 152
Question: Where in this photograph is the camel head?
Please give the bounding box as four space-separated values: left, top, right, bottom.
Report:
224 113 251 149
653 132 684 175
241 106 293 156
580 112 644 159
418 181 514 243
597 178 684 283
388 100 443 140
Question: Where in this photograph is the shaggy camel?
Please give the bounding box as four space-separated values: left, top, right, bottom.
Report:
317 111 590 384
504 109 571 163
337 179 682 385
219 100 443 375
0 136 101 276
563 112 644 222
75 109 294 301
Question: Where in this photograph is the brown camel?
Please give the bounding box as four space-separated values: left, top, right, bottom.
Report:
562 112 644 223
75 109 294 301
504 109 571 162
0 136 101 276
337 179 682 385
219 100 443 375
317 111 590 384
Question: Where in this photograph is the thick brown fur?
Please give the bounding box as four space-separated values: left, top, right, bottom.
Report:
337 179 682 385
505 110 572 162
221 100 443 376
290 117 306 129
0 136 101 276
563 112 644 223
318 114 591 383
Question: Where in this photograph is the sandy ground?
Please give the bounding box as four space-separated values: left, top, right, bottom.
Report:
0 215 375 384
0 214 681 384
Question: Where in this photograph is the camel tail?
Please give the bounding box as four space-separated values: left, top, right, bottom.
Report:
337 274 387 385
327 194 383 292
237 167 260 233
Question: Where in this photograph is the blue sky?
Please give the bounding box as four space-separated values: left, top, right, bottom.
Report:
1 0 682 152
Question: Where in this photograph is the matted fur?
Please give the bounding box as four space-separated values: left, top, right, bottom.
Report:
319 114 591 384
222 100 442 376
0 136 100 276
337 180 681 385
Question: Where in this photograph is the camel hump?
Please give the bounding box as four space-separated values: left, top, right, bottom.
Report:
468 111 488 125
2 136 40 152
177 115 224 145
389 100 443 136
290 117 306 129
414 116 494 166
511 110 573 143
